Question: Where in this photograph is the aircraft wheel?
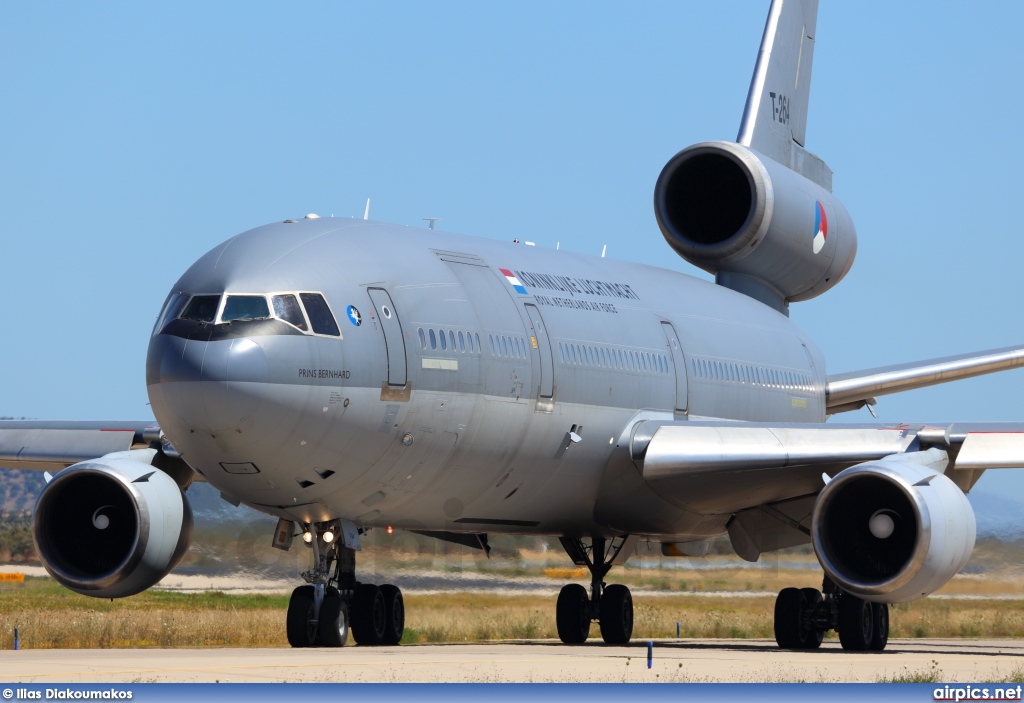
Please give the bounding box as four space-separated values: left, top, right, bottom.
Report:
379 584 405 645
286 585 318 648
799 587 824 649
598 584 633 645
773 587 806 649
869 602 889 651
317 594 349 647
351 583 386 646
838 594 873 651
555 583 591 644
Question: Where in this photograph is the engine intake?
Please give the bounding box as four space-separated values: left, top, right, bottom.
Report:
33 455 193 598
654 141 857 304
811 451 975 603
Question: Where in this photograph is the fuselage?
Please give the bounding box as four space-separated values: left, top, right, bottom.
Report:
146 217 827 540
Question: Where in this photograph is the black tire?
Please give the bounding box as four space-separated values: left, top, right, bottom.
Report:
317 595 349 647
351 583 386 646
773 587 806 649
286 585 317 648
838 594 873 651
869 602 889 651
379 584 405 646
800 587 825 650
556 584 591 644
598 584 633 645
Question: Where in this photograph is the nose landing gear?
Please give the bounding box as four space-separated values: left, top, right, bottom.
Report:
773 576 889 651
555 535 635 645
285 521 405 648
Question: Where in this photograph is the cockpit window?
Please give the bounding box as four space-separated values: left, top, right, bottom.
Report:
271 294 308 331
180 295 221 323
153 292 189 335
299 293 341 336
222 295 271 322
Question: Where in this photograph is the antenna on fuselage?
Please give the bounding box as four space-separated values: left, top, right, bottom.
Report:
424 218 441 230
363 199 371 220
601 245 607 258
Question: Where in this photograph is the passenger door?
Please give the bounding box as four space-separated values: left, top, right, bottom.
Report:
661 321 688 414
367 288 407 387
524 303 554 401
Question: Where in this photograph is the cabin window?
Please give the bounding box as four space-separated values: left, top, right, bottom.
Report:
418 328 426 349
180 295 221 323
449 330 456 351
299 293 340 336
429 329 437 349
458 331 465 352
439 330 447 350
271 294 308 331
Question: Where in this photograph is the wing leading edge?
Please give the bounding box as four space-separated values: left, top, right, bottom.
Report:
825 343 1024 414
0 421 161 472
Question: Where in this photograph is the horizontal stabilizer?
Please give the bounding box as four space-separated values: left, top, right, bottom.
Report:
826 343 1024 413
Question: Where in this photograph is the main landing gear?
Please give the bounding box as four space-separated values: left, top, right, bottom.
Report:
555 536 634 645
773 576 889 651
286 520 405 648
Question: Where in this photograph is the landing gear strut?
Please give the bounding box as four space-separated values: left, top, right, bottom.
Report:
286 521 404 648
773 576 888 651
556 536 634 645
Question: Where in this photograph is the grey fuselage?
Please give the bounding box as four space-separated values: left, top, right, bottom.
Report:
146 217 827 541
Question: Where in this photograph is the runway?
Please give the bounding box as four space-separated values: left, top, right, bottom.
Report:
0 639 1021 683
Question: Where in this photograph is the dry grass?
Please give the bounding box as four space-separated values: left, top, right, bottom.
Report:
5 576 1024 648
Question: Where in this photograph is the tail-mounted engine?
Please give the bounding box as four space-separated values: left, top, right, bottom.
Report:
654 141 857 310
811 451 975 603
33 454 193 598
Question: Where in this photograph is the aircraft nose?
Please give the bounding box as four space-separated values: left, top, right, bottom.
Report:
147 334 268 431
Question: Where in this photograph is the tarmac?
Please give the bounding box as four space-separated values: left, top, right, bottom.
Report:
0 639 1021 683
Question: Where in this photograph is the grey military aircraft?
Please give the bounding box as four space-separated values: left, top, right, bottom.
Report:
3 0 1024 652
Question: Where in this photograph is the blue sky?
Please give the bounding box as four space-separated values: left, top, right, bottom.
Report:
2 2 1024 494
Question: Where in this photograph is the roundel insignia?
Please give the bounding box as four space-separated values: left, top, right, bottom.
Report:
346 305 362 327
812 201 828 254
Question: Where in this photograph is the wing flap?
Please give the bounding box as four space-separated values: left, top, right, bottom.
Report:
954 431 1024 470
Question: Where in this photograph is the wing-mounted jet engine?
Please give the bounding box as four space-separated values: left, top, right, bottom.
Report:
654 140 856 313
33 450 193 598
812 449 976 605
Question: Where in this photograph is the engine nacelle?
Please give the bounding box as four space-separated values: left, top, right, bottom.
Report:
33 455 193 598
654 141 857 303
811 452 975 603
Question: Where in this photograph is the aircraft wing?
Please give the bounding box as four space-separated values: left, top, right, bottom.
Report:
0 420 161 472
826 343 1024 413
630 420 1024 560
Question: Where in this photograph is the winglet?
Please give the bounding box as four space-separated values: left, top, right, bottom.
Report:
737 0 818 164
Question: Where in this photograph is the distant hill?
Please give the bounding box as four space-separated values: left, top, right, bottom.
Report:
0 468 45 515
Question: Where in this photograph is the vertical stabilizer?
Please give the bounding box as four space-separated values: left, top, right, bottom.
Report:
737 0 818 168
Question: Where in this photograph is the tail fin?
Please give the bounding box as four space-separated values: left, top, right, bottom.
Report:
737 0 828 186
